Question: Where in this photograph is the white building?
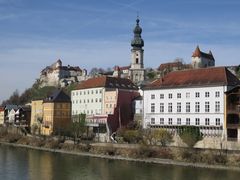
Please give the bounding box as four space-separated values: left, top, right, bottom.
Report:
143 67 240 138
192 46 215 68
71 76 138 116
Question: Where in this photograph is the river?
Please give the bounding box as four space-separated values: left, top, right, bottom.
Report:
0 145 240 180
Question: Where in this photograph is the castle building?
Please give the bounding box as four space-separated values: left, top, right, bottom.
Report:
192 46 215 68
39 59 87 87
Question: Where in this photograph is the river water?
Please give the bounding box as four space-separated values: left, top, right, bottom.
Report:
0 145 240 180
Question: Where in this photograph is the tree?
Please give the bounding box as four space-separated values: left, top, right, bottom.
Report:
152 129 172 146
179 126 203 147
236 65 240 78
71 114 87 144
146 71 157 79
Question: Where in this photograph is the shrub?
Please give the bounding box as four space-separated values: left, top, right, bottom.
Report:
122 130 142 144
152 129 172 146
5 133 22 143
179 126 203 147
136 145 157 158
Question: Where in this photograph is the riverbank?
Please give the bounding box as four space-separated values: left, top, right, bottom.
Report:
1 140 240 172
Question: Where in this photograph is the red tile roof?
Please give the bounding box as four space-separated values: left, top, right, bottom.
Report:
192 46 215 60
75 76 138 90
145 67 240 89
158 61 183 71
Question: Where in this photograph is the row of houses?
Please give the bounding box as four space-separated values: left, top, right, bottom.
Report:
0 105 31 129
1 66 240 142
30 76 140 142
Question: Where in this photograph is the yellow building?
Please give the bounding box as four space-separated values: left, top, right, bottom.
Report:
30 100 43 134
0 107 4 125
41 90 71 135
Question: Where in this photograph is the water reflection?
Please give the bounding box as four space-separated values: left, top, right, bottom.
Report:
0 145 240 180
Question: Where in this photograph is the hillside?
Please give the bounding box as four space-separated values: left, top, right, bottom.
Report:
1 82 77 106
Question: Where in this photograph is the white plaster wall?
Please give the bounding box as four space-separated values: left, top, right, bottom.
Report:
143 86 226 129
71 87 105 116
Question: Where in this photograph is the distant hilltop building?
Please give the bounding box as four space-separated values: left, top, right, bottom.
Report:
192 46 215 68
39 59 87 87
113 17 145 85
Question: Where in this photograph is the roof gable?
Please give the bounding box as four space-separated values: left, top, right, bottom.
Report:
192 46 215 60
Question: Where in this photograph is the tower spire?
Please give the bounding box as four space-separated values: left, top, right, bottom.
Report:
131 16 144 49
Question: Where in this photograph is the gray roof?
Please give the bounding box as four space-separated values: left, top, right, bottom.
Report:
44 89 71 103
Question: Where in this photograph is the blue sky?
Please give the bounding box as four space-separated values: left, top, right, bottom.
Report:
1 0 240 102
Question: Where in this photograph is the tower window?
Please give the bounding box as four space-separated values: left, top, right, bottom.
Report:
136 58 139 64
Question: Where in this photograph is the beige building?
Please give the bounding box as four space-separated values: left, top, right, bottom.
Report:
41 90 71 135
0 107 4 125
30 100 43 134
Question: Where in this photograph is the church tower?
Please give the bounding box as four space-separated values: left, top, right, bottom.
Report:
129 17 145 84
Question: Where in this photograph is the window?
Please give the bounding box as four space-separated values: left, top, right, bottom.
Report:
72 92 75 96
151 103 155 113
216 118 220 126
177 102 181 112
91 90 94 94
87 90 89 94
168 118 172 125
195 102 200 112
195 92 200 98
205 118 210 126
160 94 164 99
215 101 220 112
91 99 93 103
80 91 82 95
160 103 164 113
215 91 220 97
205 102 210 112
177 93 181 98
186 118 190 125
195 118 200 125
151 118 155 124
168 103 172 113
136 58 139 64
151 94 155 99
99 98 102 102
96 98 98 102
205 92 210 97
72 100 75 104
186 102 190 113
177 118 181 125
76 92 78 96
160 118 164 125
186 92 190 98
168 93 172 99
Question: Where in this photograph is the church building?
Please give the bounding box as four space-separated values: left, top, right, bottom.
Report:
113 17 145 85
